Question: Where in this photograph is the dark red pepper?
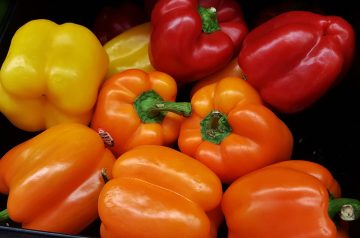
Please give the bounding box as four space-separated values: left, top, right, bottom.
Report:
93 1 148 45
149 0 248 84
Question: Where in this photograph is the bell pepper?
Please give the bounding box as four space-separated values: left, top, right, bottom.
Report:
90 69 191 157
149 0 248 84
98 145 223 238
92 0 148 45
178 76 293 183
222 160 360 238
238 11 355 113
104 22 154 78
0 19 109 132
0 123 116 234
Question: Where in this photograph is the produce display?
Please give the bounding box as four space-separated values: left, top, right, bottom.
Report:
0 0 359 237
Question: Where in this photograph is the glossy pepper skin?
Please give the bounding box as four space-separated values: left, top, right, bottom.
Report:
0 123 115 234
222 160 360 238
104 22 154 78
0 19 109 132
178 76 293 183
90 69 191 157
93 0 148 45
98 145 223 238
150 0 248 84
238 11 355 113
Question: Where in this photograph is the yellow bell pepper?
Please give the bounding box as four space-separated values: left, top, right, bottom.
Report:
0 19 109 132
104 22 154 78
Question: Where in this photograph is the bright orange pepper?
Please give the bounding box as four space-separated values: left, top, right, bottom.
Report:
0 123 115 234
268 160 350 238
178 76 293 183
222 160 360 238
90 69 191 157
98 145 223 238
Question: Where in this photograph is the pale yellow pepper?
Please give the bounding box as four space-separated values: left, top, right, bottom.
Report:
104 22 154 78
0 19 109 132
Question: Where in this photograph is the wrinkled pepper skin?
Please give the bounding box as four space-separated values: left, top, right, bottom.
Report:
93 0 148 45
238 11 355 113
178 76 293 183
0 19 109 132
222 160 357 238
150 0 248 84
98 145 223 238
91 69 191 157
104 22 154 78
0 123 115 234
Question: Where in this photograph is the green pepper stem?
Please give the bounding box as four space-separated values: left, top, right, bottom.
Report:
328 198 360 221
134 90 191 123
200 110 232 144
0 209 9 222
198 6 221 33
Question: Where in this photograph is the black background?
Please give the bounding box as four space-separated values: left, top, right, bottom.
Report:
0 0 360 237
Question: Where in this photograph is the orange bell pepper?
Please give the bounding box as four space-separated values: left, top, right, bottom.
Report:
222 160 360 238
98 145 223 238
90 69 191 157
178 76 293 183
0 123 115 234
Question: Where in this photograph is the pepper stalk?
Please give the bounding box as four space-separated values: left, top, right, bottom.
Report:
134 90 192 123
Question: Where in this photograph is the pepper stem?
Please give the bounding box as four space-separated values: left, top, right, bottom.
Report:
200 110 232 144
0 209 9 222
328 198 360 221
134 90 191 123
198 6 221 33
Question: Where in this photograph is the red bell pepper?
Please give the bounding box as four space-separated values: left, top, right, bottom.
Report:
149 0 248 84
93 1 148 45
238 11 355 113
